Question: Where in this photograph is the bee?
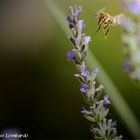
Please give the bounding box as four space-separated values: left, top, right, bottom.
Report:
96 8 123 39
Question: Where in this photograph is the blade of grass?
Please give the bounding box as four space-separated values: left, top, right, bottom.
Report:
88 51 140 137
46 0 140 137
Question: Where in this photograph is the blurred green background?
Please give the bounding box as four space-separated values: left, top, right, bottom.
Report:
1 0 140 139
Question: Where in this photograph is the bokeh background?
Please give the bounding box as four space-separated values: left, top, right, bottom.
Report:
1 0 140 139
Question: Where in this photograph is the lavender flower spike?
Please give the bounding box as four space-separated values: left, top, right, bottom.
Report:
66 6 122 139
122 0 140 84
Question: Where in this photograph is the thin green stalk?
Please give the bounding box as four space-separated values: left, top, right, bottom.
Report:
46 0 140 137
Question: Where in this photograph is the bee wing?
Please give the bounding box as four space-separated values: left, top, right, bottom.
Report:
96 7 106 16
113 14 124 25
98 7 106 13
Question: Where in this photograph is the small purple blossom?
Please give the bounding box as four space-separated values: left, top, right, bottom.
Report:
107 119 117 128
91 68 100 79
84 36 91 44
67 50 74 61
81 36 91 48
128 1 140 15
69 6 82 18
66 16 74 29
67 15 77 26
80 83 88 93
66 16 72 23
103 95 111 105
112 120 117 126
123 59 132 71
77 20 85 29
81 67 90 77
68 6 82 26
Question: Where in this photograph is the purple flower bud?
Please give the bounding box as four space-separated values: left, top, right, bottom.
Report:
84 36 91 44
66 16 75 29
80 67 90 77
66 16 72 23
112 120 117 126
77 20 85 29
123 59 131 71
80 83 88 93
73 49 82 62
91 68 100 80
128 1 140 15
67 50 74 61
81 36 91 49
75 6 82 17
103 95 111 105
69 6 82 17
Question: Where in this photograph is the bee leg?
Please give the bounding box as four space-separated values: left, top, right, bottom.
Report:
105 28 110 36
104 24 109 29
96 24 102 33
96 17 106 33
97 17 102 25
100 16 107 25
103 23 109 39
104 27 110 39
98 15 104 25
